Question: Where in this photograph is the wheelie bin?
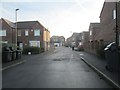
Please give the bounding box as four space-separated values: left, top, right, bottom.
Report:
16 47 22 59
2 46 12 62
9 46 16 61
104 42 120 72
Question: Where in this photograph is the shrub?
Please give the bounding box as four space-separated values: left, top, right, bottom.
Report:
23 47 41 54
40 47 44 52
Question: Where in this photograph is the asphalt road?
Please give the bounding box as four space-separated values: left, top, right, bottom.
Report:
2 47 113 88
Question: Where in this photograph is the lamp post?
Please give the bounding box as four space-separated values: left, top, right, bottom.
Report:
15 8 19 46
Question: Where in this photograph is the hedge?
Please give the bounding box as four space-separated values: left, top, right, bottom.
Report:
23 47 44 54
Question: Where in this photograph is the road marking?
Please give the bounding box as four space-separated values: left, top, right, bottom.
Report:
0 60 26 71
69 54 73 62
81 56 120 89
80 54 84 56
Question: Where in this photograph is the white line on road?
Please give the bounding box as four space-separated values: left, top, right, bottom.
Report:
0 60 26 71
69 54 73 62
80 54 84 56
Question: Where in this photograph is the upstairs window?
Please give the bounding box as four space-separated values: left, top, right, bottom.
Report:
34 29 40 36
0 30 6 36
72 37 74 41
18 30 21 36
90 30 92 36
113 9 116 19
25 30 29 36
54 39 58 42
82 34 84 40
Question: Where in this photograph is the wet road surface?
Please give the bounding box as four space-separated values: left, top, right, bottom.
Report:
2 47 113 88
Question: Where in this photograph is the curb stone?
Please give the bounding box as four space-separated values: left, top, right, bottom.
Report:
81 57 120 89
1 60 26 71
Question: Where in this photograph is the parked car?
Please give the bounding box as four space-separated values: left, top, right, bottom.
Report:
78 45 84 51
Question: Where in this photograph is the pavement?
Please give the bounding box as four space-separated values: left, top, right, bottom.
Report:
2 46 55 71
75 51 120 88
2 47 113 88
2 55 27 71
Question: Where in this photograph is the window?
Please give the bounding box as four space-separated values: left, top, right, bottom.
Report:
18 30 21 36
82 34 84 40
113 9 116 19
29 41 40 47
79 42 82 46
54 39 58 42
25 30 29 36
90 30 92 36
0 30 6 36
34 29 40 36
72 37 74 41
0 41 8 43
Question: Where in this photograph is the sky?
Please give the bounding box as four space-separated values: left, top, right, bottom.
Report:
1 0 105 39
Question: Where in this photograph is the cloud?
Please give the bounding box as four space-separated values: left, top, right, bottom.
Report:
1 7 15 21
1 0 77 2
1 0 105 39
18 0 104 38
43 0 104 38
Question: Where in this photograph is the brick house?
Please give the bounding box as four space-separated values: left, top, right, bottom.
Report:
50 36 65 47
59 36 65 46
99 1 116 46
81 31 89 50
0 18 49 50
88 23 101 53
87 1 120 55
0 18 16 44
70 33 80 47
99 1 120 46
17 21 44 49
65 37 72 47
50 36 59 47
66 33 82 48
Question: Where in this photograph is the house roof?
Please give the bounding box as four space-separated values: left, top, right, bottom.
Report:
99 1 116 18
90 23 100 27
44 28 50 32
51 36 65 40
72 33 80 37
59 36 65 39
2 18 15 28
51 36 59 39
1 18 48 32
99 1 106 18
89 23 100 31
82 31 89 34
17 21 41 29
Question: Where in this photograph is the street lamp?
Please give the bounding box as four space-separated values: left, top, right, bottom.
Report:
15 8 19 46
